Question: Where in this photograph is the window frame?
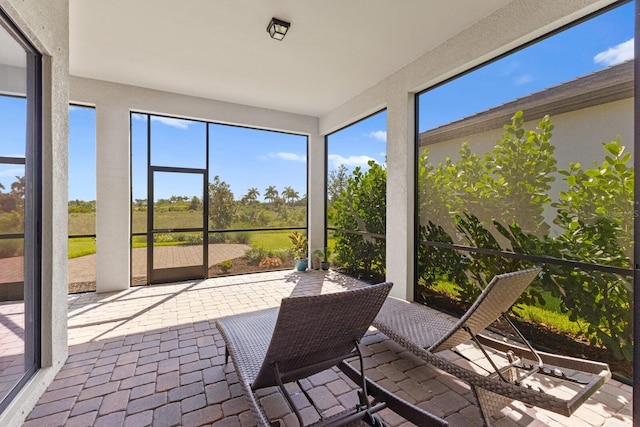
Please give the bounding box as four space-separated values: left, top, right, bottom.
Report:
0 6 42 413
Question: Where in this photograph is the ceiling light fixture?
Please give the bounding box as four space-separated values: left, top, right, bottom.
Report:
267 17 290 41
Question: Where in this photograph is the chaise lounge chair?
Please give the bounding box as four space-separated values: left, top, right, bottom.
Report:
373 268 611 426
216 281 448 427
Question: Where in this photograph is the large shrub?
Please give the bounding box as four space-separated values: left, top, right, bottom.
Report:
416 112 633 361
549 138 633 360
332 161 386 277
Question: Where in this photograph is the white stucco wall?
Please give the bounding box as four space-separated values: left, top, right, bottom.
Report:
318 0 619 300
0 1 69 426
70 77 321 291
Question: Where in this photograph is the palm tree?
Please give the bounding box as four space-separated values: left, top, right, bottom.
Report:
241 187 260 205
264 185 279 204
282 186 300 204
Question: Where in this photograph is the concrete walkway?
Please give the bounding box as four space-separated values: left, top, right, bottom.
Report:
68 244 250 283
1 244 251 286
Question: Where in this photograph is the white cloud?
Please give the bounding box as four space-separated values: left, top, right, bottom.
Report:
368 130 387 142
594 38 634 67
514 74 533 86
328 154 377 169
500 61 520 77
269 152 307 162
0 167 23 178
150 116 191 129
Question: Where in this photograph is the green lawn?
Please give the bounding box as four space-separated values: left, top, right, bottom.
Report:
432 279 583 336
68 237 96 259
71 228 300 257
248 230 294 251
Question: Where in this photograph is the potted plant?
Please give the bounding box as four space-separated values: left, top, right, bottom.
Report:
312 248 331 271
321 247 331 270
288 231 308 271
311 249 323 270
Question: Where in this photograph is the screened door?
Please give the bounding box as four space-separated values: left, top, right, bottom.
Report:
148 167 207 283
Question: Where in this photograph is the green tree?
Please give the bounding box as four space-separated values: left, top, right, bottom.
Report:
241 187 260 205
10 175 25 211
418 112 557 239
333 161 386 277
281 186 299 204
485 112 557 236
0 176 25 216
208 176 236 230
188 196 201 211
328 164 349 202
264 185 279 204
549 138 633 360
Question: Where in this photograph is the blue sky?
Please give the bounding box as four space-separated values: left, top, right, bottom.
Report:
419 1 634 131
0 1 635 202
127 112 387 202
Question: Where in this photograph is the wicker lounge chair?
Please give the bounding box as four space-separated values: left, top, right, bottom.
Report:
216 281 448 427
373 268 611 426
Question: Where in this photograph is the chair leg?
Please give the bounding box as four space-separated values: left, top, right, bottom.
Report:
354 340 371 410
272 362 305 427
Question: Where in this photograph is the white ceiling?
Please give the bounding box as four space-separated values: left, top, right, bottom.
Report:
69 0 513 117
0 25 25 68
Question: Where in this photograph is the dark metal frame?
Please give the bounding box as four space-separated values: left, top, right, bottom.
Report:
67 105 97 286
327 227 386 241
144 112 210 284
147 166 208 283
632 0 639 421
131 112 309 284
0 7 42 414
324 109 388 255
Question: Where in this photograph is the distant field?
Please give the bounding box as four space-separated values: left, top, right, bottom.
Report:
69 212 96 235
132 210 204 233
69 210 306 257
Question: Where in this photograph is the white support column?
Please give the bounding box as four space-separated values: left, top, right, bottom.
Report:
95 104 131 292
385 91 415 300
307 131 326 267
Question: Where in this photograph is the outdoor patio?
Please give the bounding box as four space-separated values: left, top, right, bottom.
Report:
22 270 631 427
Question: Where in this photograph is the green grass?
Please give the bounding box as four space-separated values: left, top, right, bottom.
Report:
132 235 147 248
68 237 96 259
249 231 295 252
431 279 582 336
512 302 583 336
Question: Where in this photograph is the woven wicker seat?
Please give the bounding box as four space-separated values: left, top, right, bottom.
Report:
373 268 611 426
216 281 448 427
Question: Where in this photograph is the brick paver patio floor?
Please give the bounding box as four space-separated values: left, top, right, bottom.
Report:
23 271 632 426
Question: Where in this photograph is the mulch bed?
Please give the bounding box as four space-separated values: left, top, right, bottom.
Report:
207 256 295 276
